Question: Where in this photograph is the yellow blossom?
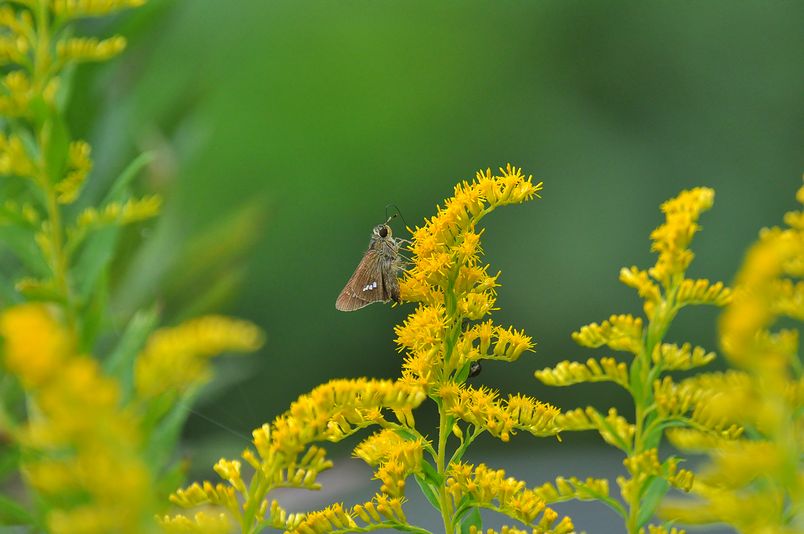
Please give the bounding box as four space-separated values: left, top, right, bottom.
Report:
0 305 156 534
663 180 804 533
0 304 69 388
135 315 263 399
649 187 714 287
56 35 127 63
52 0 147 18
446 462 572 530
160 511 234 534
55 140 92 204
572 314 644 355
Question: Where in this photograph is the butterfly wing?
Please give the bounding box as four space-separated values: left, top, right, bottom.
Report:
336 249 386 311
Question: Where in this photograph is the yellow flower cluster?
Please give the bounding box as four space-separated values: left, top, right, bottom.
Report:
0 304 155 534
536 187 732 533
618 448 694 503
134 315 264 400
535 357 628 388
446 462 574 532
662 182 804 533
164 379 426 532
438 383 560 441
648 187 714 288
165 167 567 533
354 429 425 496
286 494 408 534
396 164 542 391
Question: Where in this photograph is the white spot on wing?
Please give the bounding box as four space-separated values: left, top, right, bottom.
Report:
362 281 377 292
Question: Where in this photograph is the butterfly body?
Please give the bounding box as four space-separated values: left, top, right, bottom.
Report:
336 223 402 311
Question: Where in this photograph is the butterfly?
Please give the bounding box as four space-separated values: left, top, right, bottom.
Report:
336 219 402 311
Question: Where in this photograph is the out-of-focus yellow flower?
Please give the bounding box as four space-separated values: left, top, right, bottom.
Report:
0 304 155 534
135 315 263 399
0 304 69 388
663 181 804 533
56 35 127 63
52 0 147 18
55 141 92 204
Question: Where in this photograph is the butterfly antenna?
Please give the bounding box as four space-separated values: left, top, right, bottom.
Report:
385 203 408 229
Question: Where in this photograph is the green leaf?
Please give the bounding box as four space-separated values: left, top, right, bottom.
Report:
104 306 159 402
154 457 187 503
419 457 443 486
414 473 441 513
0 444 20 482
459 507 482 534
0 226 50 277
0 272 21 305
0 494 35 526
636 476 670 528
72 225 118 303
103 152 155 204
78 268 108 352
144 388 199 471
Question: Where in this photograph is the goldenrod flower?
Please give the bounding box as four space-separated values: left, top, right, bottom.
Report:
160 511 234 534
54 140 93 204
662 181 804 533
537 187 731 533
167 168 568 533
52 0 147 19
0 304 69 388
0 304 156 534
135 315 264 400
446 462 573 532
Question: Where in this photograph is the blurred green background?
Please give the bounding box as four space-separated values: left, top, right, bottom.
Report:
72 1 801 530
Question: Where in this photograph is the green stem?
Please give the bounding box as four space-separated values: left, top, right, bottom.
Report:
436 403 454 534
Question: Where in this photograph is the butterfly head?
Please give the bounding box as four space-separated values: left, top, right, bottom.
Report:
373 224 392 239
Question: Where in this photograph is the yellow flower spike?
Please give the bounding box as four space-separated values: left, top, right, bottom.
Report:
134 315 263 399
55 141 92 204
572 314 644 355
213 459 246 494
0 132 36 177
51 0 147 18
159 511 234 534
639 526 686 534
56 35 127 63
535 357 629 388
0 35 29 65
649 187 714 287
676 278 732 307
0 70 33 117
652 342 716 371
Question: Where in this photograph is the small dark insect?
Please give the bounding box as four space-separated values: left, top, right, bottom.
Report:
469 361 482 378
336 218 402 311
